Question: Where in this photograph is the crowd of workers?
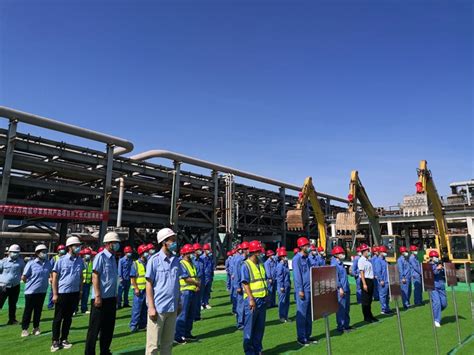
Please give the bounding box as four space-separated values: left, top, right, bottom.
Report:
0 229 448 355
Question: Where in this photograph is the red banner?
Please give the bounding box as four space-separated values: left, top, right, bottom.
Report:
0 204 108 222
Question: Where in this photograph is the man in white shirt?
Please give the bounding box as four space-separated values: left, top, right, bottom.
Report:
357 244 378 323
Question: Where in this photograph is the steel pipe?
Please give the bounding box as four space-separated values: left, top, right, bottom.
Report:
129 150 348 203
0 106 134 155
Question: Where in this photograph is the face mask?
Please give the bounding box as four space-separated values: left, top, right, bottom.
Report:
272 255 278 261
59 250 66 256
167 242 177 252
38 252 47 260
357 252 362 257
143 252 149 258
283 257 288 262
413 251 418 256
208 252 213 257
126 253 132 258
73 246 81 255
238 250 243 254
191 254 196 260
9 252 19 259
367 252 372 257
382 253 387 258
403 252 409 257
257 255 264 264
432 257 439 264
84 255 91 261
311 251 317 256
319 252 325 256
149 249 156 255
305 247 311 254
112 243 120 252
337 254 345 260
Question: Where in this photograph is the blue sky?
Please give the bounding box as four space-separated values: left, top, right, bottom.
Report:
0 0 472 206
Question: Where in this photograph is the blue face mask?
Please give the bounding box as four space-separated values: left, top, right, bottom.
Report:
112 243 120 252
73 246 81 255
208 252 213 257
305 246 311 254
84 255 91 261
126 253 132 258
59 250 66 255
38 252 47 260
168 242 178 252
9 252 19 260
143 252 149 258
149 249 156 255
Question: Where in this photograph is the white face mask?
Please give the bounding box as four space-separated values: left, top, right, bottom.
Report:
381 253 387 258
337 254 345 260
357 252 362 257
403 252 409 257
413 251 418 256
432 257 439 264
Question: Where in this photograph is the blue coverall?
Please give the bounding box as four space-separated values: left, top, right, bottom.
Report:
264 257 278 308
371 255 380 301
129 259 147 331
352 256 361 304
308 254 318 267
276 259 291 320
201 254 215 307
409 254 423 306
232 253 245 328
117 255 133 307
431 262 447 323
225 256 232 291
241 261 267 355
292 252 312 344
397 255 412 309
331 256 351 331
227 256 236 313
193 255 204 321
373 256 390 313
175 259 198 341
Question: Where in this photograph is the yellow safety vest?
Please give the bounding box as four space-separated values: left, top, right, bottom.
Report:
133 260 147 291
83 261 92 284
243 259 268 299
179 259 198 292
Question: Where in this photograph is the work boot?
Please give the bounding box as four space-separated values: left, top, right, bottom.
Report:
32 328 41 336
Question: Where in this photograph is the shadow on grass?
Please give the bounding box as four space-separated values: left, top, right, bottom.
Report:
114 348 145 355
443 315 466 324
198 324 241 339
265 340 306 354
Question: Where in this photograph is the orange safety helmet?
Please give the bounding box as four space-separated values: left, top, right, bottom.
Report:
297 237 310 248
331 246 345 255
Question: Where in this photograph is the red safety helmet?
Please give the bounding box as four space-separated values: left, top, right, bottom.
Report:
293 247 299 254
98 246 105 253
400 246 408 253
227 251 232 257
137 244 148 255
203 243 211 251
331 246 345 256
317 246 324 252
356 246 361 253
124 246 133 254
372 246 379 253
278 249 287 257
409 245 418 252
297 237 310 248
82 247 92 255
241 241 250 250
248 240 262 253
147 243 155 251
310 244 317 251
266 250 275 257
57 244 66 252
91 250 97 256
359 244 370 252
429 250 439 258
193 243 202 251
180 244 194 255
378 245 388 253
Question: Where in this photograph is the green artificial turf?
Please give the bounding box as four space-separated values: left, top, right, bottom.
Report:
1 279 473 354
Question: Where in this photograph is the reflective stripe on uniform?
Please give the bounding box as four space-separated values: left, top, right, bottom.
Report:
243 259 268 299
83 261 93 284
133 260 146 290
180 259 198 292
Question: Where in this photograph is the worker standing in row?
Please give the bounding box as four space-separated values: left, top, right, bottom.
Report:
225 250 232 294
358 244 378 323
175 244 200 344
330 245 352 334
308 245 318 267
373 246 391 314
293 237 317 346
48 244 66 310
117 245 133 309
316 246 326 266
145 227 182 355
192 243 204 321
233 242 249 330
0 244 25 325
371 247 380 301
21 244 51 337
264 249 277 308
352 247 362 304
409 245 423 306
276 247 291 323
85 232 121 355
129 244 149 332
201 243 215 310
50 236 84 352
80 248 93 314
429 250 447 327
241 240 268 355
398 246 412 309
227 249 237 315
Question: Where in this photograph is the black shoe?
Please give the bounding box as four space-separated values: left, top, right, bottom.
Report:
336 329 345 335
371 317 379 322
174 337 187 345
7 319 18 325
279 318 287 323
185 335 198 341
364 318 373 323
307 337 319 344
123 304 131 308
50 341 62 352
61 340 73 349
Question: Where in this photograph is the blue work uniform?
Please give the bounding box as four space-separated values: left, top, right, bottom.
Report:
175 258 198 341
129 258 147 331
292 252 312 344
23 257 52 294
308 253 318 267
193 254 204 320
431 262 447 323
241 260 267 355
225 256 232 291
316 254 326 267
373 256 390 313
276 259 291 320
397 255 412 309
264 256 278 308
233 253 246 328
409 254 423 306
200 254 215 307
331 256 351 331
117 255 133 307
371 256 380 301
48 254 62 309
352 255 361 304
53 254 84 294
227 255 237 313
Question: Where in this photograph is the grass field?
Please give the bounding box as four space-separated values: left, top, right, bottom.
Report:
1 278 473 355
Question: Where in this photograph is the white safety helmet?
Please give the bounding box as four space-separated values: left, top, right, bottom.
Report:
35 244 48 253
157 228 176 244
65 236 82 247
103 231 121 243
8 244 21 252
